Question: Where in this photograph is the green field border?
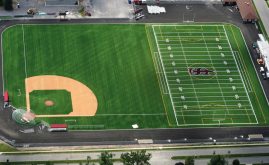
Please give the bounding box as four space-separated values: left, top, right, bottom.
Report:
1 23 269 129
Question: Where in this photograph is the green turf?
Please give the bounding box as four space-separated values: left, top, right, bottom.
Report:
2 23 269 129
145 24 269 127
30 90 72 115
3 24 167 129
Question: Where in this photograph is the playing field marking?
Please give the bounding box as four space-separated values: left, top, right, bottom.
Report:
234 51 252 92
159 50 234 53
177 114 254 116
235 51 252 91
152 24 258 126
222 25 258 124
177 32 202 115
165 66 237 69
173 99 250 103
171 86 245 90
95 113 166 116
152 26 180 125
156 32 226 34
176 105 254 110
229 25 266 123
237 26 269 123
172 91 247 94
174 95 248 98
21 25 28 78
169 83 244 85
145 25 172 126
153 52 169 94
158 43 230 46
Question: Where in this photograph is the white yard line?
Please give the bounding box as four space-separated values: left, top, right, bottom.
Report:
155 32 226 34
176 32 202 116
173 99 249 103
234 51 253 92
177 114 255 116
153 52 169 94
96 113 166 116
152 25 180 126
222 25 258 124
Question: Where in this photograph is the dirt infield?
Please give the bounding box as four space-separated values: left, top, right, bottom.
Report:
25 75 98 117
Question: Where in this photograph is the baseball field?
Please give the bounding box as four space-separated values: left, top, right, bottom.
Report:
2 23 269 130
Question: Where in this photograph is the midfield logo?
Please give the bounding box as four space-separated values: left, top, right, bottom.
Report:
188 68 214 75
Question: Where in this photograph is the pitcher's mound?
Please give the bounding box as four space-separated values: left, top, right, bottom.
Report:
45 100 54 107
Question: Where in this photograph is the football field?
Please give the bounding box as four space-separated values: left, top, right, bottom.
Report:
150 25 257 126
2 23 269 130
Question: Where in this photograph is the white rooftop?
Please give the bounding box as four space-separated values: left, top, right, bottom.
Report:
257 34 269 70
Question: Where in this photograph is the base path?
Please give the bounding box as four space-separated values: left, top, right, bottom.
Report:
25 75 98 117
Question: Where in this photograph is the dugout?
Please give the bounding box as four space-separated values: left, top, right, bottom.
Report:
3 91 9 108
49 124 68 132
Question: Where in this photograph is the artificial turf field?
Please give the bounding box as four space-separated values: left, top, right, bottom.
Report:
2 24 269 129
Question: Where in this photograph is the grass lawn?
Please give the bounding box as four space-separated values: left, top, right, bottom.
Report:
3 24 167 130
30 90 72 115
2 23 269 129
0 143 16 152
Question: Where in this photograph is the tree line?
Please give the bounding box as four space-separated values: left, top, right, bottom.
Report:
85 150 241 165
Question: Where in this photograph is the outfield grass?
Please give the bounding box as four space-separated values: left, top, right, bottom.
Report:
3 24 167 129
2 23 269 129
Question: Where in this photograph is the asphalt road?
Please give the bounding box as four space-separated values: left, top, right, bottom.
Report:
2 145 269 164
0 3 269 147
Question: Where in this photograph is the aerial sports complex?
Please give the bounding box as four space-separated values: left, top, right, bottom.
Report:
2 23 269 131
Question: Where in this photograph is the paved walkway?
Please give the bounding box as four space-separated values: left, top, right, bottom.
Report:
253 0 269 35
1 146 269 164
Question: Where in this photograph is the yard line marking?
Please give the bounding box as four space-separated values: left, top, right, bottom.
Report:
175 105 252 108
157 35 225 39
154 52 169 94
155 32 226 34
152 25 180 125
177 114 255 116
173 95 248 98
171 87 245 90
171 91 246 93
173 99 249 103
96 113 166 116
21 24 27 78
222 25 258 123
145 25 173 126
177 32 202 116
234 51 252 92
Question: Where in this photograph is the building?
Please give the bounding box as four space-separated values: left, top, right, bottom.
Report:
222 0 258 23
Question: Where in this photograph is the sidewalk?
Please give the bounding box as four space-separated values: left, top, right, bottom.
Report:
2 146 269 164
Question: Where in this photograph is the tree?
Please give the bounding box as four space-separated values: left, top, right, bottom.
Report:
4 0 12 11
232 159 240 165
185 156 194 165
208 155 228 165
99 151 114 165
175 162 184 165
121 150 152 165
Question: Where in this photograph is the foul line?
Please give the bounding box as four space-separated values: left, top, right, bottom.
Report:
21 24 27 78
